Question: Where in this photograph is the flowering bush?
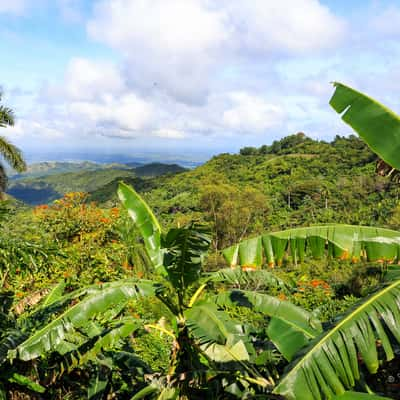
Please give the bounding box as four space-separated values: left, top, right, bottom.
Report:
34 192 117 243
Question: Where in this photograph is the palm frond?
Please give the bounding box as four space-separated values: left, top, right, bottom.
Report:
0 106 14 128
0 136 26 172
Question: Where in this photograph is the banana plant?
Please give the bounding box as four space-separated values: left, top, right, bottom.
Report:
119 183 400 399
263 83 400 400
118 182 276 398
222 224 400 268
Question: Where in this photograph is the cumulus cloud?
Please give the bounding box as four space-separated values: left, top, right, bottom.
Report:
68 93 154 134
225 0 345 54
43 58 126 101
87 0 345 105
153 128 186 139
3 0 351 153
88 0 229 104
222 92 285 133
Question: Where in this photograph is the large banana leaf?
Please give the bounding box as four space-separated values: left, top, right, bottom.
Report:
162 223 211 292
214 290 322 361
185 301 246 347
274 279 400 400
11 280 155 361
118 182 163 272
79 317 141 365
222 225 400 267
330 82 400 171
185 301 252 363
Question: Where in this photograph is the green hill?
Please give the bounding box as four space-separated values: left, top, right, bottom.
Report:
8 161 132 180
8 169 135 205
89 133 398 233
7 162 187 205
133 162 186 177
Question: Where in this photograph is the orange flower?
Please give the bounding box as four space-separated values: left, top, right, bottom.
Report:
277 293 287 301
241 265 256 271
99 217 111 224
123 261 132 270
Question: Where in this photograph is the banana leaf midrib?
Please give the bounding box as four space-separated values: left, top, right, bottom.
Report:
274 279 400 389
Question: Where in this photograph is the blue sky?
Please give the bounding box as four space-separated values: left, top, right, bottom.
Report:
1 0 400 162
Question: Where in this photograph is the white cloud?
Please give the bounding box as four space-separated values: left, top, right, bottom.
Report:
6 119 65 140
226 0 345 54
62 58 126 101
4 1 350 153
153 128 186 139
88 0 228 55
88 0 229 104
68 93 154 134
0 0 27 14
87 0 344 105
222 92 285 133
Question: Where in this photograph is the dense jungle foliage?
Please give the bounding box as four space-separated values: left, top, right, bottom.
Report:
2 83 400 399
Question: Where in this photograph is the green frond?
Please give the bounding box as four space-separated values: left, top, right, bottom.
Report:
0 136 26 172
0 105 14 128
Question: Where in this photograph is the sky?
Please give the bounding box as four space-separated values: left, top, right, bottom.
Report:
1 0 400 162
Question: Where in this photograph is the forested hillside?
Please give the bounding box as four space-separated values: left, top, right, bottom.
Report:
3 130 400 399
87 133 398 250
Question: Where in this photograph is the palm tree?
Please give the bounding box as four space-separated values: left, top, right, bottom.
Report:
0 91 27 197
